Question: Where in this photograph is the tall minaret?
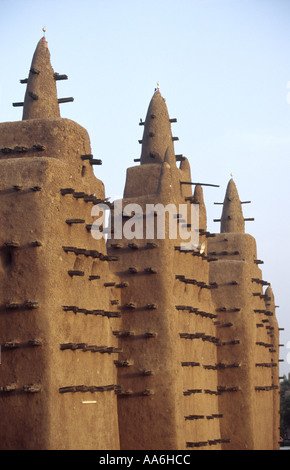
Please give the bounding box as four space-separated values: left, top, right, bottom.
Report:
208 178 279 450
0 36 120 450
108 87 221 450
220 178 245 233
140 89 175 165
22 36 60 119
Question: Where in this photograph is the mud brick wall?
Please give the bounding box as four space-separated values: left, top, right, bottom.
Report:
108 90 221 450
209 232 259 449
208 179 279 450
175 185 222 451
0 37 120 450
265 286 280 450
0 37 279 451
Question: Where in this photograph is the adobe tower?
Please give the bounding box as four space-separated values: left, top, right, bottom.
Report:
0 37 120 450
0 37 280 451
108 89 223 450
208 178 280 450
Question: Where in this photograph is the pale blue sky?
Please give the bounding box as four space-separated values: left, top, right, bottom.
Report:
0 0 290 374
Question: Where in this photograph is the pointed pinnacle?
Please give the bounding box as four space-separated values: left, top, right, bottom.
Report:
194 184 207 232
140 90 175 165
22 37 60 120
220 178 245 233
265 286 274 305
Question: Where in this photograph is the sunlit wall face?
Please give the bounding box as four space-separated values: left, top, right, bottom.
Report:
0 0 289 376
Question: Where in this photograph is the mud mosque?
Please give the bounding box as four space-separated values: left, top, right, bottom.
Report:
0 36 281 450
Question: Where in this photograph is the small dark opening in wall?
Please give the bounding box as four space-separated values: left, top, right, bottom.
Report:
2 247 13 269
81 165 86 177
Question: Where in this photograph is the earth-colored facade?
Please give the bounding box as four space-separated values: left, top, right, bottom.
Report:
0 38 280 450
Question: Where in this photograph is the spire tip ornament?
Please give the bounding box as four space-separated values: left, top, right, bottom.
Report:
154 81 160 93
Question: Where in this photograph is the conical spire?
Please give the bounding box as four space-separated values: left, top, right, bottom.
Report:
220 178 245 233
140 89 175 165
265 286 275 309
193 184 207 232
22 36 60 120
